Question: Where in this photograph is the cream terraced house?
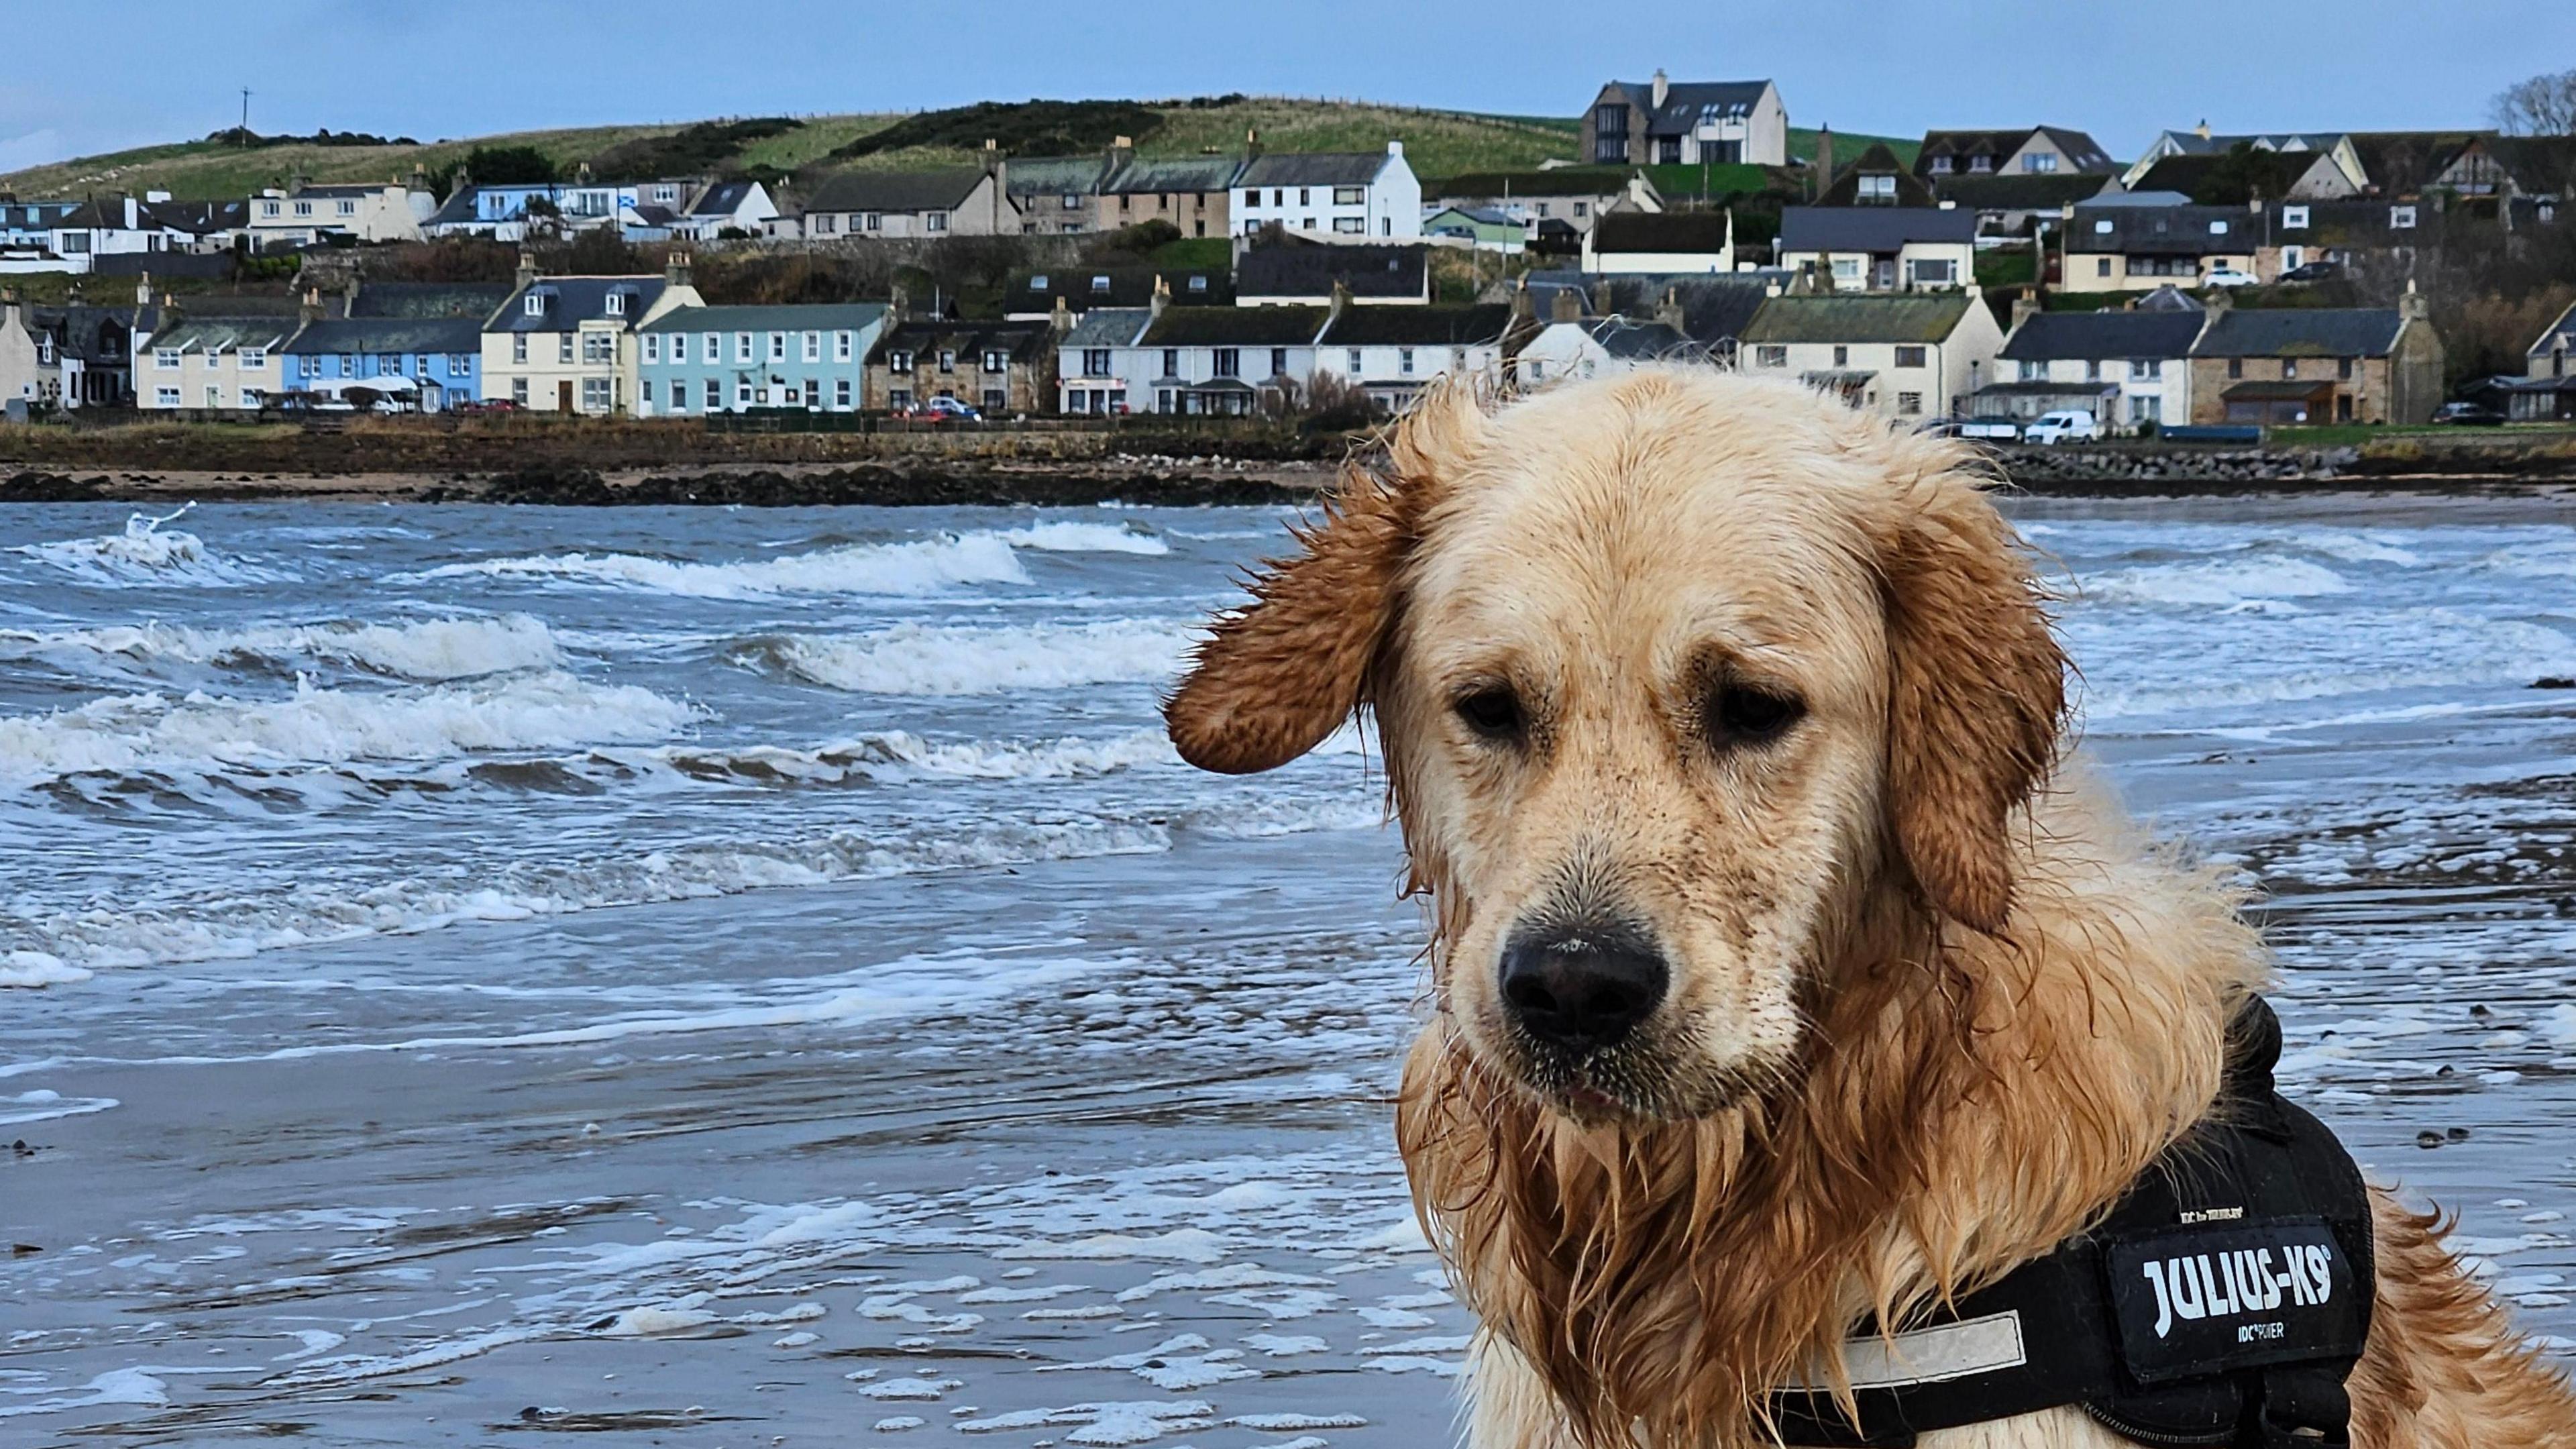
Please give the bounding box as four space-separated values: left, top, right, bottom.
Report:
136 309 299 413
793 162 1019 239
1739 290 2003 421
248 182 435 248
482 258 698 415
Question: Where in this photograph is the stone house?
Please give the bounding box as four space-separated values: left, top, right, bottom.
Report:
2185 290 2444 425
864 311 1059 415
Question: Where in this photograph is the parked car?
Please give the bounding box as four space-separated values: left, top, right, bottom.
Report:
2279 261 2342 283
922 395 981 421
455 398 521 415
2021 410 2101 445
1922 417 2020 441
2202 266 2261 288
2432 400 2507 427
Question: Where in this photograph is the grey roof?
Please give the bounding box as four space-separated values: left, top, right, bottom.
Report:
1140 307 1329 347
1929 174 2112 213
802 168 987 214
2528 301 2576 358
1061 307 1154 349
148 314 297 352
1590 211 1733 254
1100 154 1245 195
2000 309 2206 362
1610 79 1773 136
1778 206 1977 251
1006 267 1231 311
1004 156 1112 199
146 199 248 235
639 302 889 334
1316 303 1519 347
1740 294 1977 345
686 180 763 217
1236 242 1427 300
27 305 143 363
2155 131 2351 158
1236 152 1395 189
1606 274 1771 344
629 203 681 226
1587 317 1702 360
426 188 482 227
2080 189 2194 208
869 318 1053 364
488 276 667 333
350 282 511 320
284 316 484 355
1428 205 1516 227
290 182 406 198
1917 127 2116 175
2066 204 2258 256
2190 307 2405 359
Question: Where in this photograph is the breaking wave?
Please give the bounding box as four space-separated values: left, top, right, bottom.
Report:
2082 555 2351 608
0 614 564 682
646 728 1177 787
998 521 1169 555
11 505 292 588
735 619 1196 696
402 523 1167 601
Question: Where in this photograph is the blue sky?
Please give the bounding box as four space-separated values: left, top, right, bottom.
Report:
6 1 2570 174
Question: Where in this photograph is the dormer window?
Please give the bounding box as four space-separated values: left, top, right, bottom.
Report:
605 291 627 317
1858 174 1896 202
2390 205 2417 229
524 293 545 317
2282 205 2310 229
1969 155 1992 173
1187 276 1208 292
1030 274 1049 290
2208 219 2229 235
2094 218 2114 234
1089 275 1111 293
1929 155 1953 174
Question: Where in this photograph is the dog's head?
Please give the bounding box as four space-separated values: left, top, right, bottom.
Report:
1169 372 2063 1122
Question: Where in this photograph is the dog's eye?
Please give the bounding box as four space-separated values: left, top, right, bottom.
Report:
1453 684 1526 742
1707 682 1805 747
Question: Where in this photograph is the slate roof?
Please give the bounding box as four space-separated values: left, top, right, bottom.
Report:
290 182 404 198
1140 307 1328 347
2000 309 2206 362
350 282 511 320
686 180 763 217
1060 307 1154 349
1930 174 2112 213
1316 303 1518 347
147 314 298 352
868 318 1053 364
803 168 987 214
28 305 144 363
2526 300 2576 359
283 316 484 356
1099 154 1246 195
1739 294 1976 345
1607 79 1773 136
1591 211 1733 254
425 188 482 228
2065 204 2258 256
638 302 889 334
147 199 249 235
1005 267 1231 311
2156 131 2351 160
1235 242 1427 300
488 276 667 333
2190 307 2405 359
1236 152 1395 189
2488 136 2576 197
1778 206 1976 251
1815 145 1937 207
1004 157 1112 199
2346 132 2489 196
1917 127 2116 176
1586 317 1701 360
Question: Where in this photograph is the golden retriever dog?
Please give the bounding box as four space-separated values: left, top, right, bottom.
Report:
1163 370 2576 1448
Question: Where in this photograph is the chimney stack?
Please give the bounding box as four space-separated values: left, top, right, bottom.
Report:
136 272 153 310
515 250 539 293
1150 272 1171 320
2399 277 2429 321
1651 68 1669 109
1328 278 1352 322
2010 293 2041 332
1654 284 1684 332
889 284 908 324
1815 125 1835 193
2195 119 2212 140
1549 284 1581 323
981 138 1002 175
299 286 323 326
665 250 693 290
1245 127 1263 162
1051 294 1073 334
1589 278 1612 315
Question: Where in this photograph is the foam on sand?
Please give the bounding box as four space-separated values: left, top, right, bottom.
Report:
11 504 290 588
0 672 700 791
0 614 564 682
737 619 1195 696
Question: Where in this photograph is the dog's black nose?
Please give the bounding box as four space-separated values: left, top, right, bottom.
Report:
1499 921 1668 1051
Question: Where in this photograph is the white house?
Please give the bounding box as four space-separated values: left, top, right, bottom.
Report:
1982 299 2208 432
1057 307 1157 415
1311 299 1529 411
1776 206 1978 292
1232 142 1421 239
247 182 434 248
1738 290 2003 421
1580 74 1789 168
675 180 778 241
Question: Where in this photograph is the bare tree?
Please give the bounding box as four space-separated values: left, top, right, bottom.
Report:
2492 68 2576 135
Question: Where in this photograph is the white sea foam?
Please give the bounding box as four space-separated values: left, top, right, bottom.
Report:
0 672 699 790
402 523 1160 601
2084 555 2351 608
0 951 92 988
746 620 1195 696
0 614 563 682
998 521 1169 555
649 728 1177 786
12 506 290 588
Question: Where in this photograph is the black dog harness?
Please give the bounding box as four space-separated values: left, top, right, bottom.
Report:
1770 997 2373 1448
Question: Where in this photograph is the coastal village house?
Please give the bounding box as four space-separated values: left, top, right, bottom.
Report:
1230 143 1421 239
1426 169 1665 241
1083 290 1530 415
1236 241 1428 305
274 282 506 412
2121 129 2368 198
1057 306 1155 415
2186 290 2443 425
0 284 154 408
1312 298 1529 411
137 304 303 413
2505 300 2576 421
1095 150 1240 239
1739 290 2004 421
1517 286 1708 384
1915 127 2116 180
1581 211 1736 274
635 301 890 415
796 159 1018 239
2061 202 2264 292
248 181 435 248
1581 72 1788 167
1982 296 2206 431
1513 272 1774 380
1002 266 1230 320
863 311 1059 415
482 257 696 415
1776 205 1977 291
426 177 697 241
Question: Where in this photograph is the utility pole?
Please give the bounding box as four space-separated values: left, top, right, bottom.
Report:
239 89 252 145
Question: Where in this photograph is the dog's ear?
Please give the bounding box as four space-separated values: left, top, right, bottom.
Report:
1879 478 2066 933
1165 383 1483 774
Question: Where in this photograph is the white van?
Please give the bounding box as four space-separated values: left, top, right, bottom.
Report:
2022 410 2100 445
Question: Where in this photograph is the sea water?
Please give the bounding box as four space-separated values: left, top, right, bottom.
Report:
0 495 2569 1441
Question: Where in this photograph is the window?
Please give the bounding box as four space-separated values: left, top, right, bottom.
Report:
643 335 659 364
1334 186 1364 205
337 199 356 215
2129 358 2161 380
513 334 529 364
340 354 356 375
2130 395 2161 423
981 349 1006 372
154 347 180 369
1161 348 1180 376
1187 275 1208 292
888 349 914 373
2390 205 2417 229
2094 218 2114 235
2227 358 2244 379
557 333 573 364
238 347 266 369
702 333 718 363
2208 219 2229 235
582 377 611 410
1897 391 1924 414
1907 258 1955 285
1894 345 1927 368
2023 152 2058 174
2097 257 2113 278
1240 190 1257 209
736 333 753 363
1572 201 1587 217
2337 357 2353 380
262 200 280 217
2084 360 2102 381
888 388 912 410
512 377 529 405
2019 359 2046 381
1929 155 1953 174
241 388 260 407
2282 359 2298 380
835 378 852 409
1272 189 1285 206
653 185 676 203
1089 274 1112 294
804 378 820 407
736 382 753 407
1271 347 1289 377
525 294 544 317
1346 348 1362 373
1858 174 1896 201
1831 345 1849 368
814 213 837 233
1970 155 1992 172
1063 193 1081 210
1332 217 1365 233
1399 347 1415 376
769 333 786 362
864 213 881 231
938 350 955 373
640 379 654 406
1212 347 1240 378
1082 347 1111 378
926 212 948 232
1831 256 1863 284
582 333 612 365
2282 205 2310 229
156 386 180 406
704 378 721 409
835 331 853 362
981 388 1005 411
294 200 313 217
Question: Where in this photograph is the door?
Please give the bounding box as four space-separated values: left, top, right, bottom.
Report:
558 380 574 412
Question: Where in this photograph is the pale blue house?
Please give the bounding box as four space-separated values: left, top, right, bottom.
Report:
280 317 485 410
637 303 890 415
